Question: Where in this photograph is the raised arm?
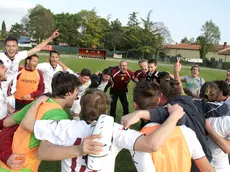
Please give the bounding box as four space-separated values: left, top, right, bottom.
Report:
27 29 59 57
174 58 185 94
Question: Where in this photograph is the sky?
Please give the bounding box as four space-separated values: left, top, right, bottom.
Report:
0 0 230 44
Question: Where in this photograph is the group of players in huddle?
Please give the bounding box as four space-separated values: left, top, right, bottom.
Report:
0 29 229 172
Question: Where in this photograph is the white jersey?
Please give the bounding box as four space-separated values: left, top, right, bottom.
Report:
97 81 108 92
134 123 205 169
207 117 230 172
0 51 28 93
37 62 74 93
0 85 7 119
70 77 91 115
34 120 154 172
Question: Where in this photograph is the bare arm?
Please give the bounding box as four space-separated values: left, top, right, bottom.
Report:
194 157 215 172
57 61 68 71
27 29 59 57
134 104 184 152
21 96 48 132
7 103 15 115
206 120 230 153
3 115 16 127
174 58 185 94
38 135 103 161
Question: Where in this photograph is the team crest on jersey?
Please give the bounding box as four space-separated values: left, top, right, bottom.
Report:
121 77 124 80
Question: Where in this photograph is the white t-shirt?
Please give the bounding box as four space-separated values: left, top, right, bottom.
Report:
97 81 108 92
0 51 28 93
70 78 91 115
181 76 205 96
134 123 205 169
0 86 7 119
37 62 74 93
34 120 154 172
207 117 230 172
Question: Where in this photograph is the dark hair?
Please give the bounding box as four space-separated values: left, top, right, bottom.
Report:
160 79 182 100
50 50 60 57
80 68 91 77
214 80 230 97
138 59 147 64
51 71 81 99
0 60 3 65
159 72 171 83
200 82 221 102
183 88 193 97
80 89 110 122
133 81 160 110
148 59 157 66
191 64 200 72
5 37 18 45
24 54 39 67
102 68 110 75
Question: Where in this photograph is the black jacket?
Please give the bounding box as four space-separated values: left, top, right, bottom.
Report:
89 73 111 92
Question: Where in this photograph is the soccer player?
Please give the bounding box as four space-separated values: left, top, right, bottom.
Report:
11 54 45 110
134 59 148 82
89 68 112 92
20 89 185 172
180 64 205 98
0 30 59 94
110 60 134 119
37 50 74 93
200 81 230 171
132 81 214 172
0 60 8 119
0 72 81 172
122 60 228 172
70 68 91 120
146 59 160 83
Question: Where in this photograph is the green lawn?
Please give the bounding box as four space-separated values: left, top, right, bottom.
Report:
36 56 226 172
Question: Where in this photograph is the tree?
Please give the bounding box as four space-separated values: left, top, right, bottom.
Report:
1 20 7 38
26 5 55 43
181 37 189 43
106 19 124 51
54 13 80 46
197 20 221 59
8 23 25 38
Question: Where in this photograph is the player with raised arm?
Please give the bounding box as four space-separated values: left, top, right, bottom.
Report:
0 30 59 94
21 89 185 172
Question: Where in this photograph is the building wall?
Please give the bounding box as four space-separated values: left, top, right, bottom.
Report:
165 49 229 62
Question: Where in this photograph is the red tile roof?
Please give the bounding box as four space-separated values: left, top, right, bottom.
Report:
164 43 230 55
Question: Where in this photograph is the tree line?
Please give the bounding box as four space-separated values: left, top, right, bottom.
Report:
1 4 221 59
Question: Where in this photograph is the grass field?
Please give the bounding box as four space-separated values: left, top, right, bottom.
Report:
36 55 226 172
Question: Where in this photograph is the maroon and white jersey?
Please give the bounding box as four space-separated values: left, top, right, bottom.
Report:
134 69 147 82
34 120 154 172
111 68 134 92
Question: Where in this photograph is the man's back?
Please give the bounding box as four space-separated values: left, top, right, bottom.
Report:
34 120 147 172
208 116 230 172
140 123 205 172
